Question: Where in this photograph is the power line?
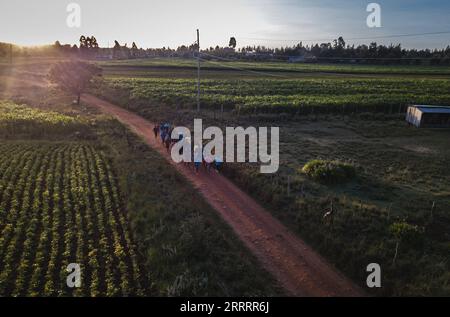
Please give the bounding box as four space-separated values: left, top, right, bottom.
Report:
201 51 443 62
195 31 450 78
200 51 241 62
238 31 450 43
302 56 444 60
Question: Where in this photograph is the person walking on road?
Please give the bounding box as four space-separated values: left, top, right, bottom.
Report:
153 124 160 138
164 133 171 152
204 154 214 173
214 154 223 173
193 145 202 173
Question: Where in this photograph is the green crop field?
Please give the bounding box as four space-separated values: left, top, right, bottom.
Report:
97 76 450 114
0 102 143 296
0 101 86 137
94 58 450 116
0 143 143 296
99 58 450 76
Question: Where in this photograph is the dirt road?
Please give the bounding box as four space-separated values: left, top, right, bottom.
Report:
82 94 365 297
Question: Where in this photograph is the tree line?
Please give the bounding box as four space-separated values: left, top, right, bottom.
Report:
2 35 450 65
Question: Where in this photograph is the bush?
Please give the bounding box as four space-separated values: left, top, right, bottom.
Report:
389 221 424 246
301 159 356 184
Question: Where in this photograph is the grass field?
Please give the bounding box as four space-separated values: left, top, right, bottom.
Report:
222 117 450 296
94 58 450 296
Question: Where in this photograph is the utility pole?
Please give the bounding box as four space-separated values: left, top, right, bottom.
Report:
196 29 201 112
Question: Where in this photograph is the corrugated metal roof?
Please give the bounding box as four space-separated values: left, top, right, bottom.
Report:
410 105 450 114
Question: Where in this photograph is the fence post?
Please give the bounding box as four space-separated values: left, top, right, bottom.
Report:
287 175 291 197
387 203 392 220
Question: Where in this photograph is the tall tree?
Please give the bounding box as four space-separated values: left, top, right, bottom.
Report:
113 40 121 59
91 36 99 48
229 37 237 49
85 36 93 48
48 61 101 105
79 35 87 49
131 42 138 58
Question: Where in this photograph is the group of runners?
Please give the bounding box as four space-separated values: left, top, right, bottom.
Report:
153 123 223 173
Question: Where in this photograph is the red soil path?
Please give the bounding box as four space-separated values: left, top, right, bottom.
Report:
82 94 365 297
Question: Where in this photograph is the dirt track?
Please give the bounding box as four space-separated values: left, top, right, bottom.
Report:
82 94 365 297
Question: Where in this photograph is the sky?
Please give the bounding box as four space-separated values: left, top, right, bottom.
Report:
1 0 450 49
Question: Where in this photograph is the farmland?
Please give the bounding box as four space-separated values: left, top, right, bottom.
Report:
0 101 143 296
0 101 86 137
99 58 450 76
97 76 450 114
1 56 449 296
3 0 450 302
0 96 282 296
0 142 143 296
94 58 450 296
